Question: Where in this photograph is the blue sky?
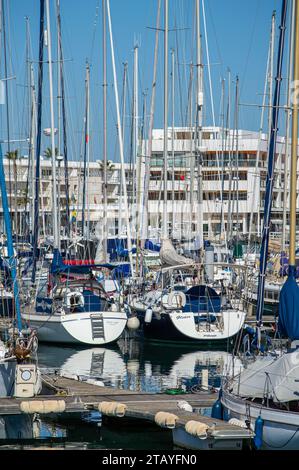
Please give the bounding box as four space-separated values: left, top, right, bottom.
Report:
2 0 287 162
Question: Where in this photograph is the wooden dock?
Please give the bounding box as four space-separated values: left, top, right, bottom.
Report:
0 373 254 450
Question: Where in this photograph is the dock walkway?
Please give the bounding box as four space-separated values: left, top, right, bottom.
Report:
0 373 253 450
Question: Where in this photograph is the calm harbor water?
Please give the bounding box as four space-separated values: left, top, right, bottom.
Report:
1 338 241 450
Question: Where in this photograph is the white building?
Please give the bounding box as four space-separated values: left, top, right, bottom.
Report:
0 126 294 241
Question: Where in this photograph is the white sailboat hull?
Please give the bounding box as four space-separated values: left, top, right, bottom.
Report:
22 310 128 345
169 310 246 341
221 390 299 450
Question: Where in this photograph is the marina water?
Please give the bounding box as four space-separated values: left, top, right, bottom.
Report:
0 338 237 449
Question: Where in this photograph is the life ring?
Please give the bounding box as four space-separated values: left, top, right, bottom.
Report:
167 291 186 309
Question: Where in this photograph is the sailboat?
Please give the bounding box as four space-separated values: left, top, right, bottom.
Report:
220 0 299 450
0 89 41 440
21 0 128 346
129 0 246 345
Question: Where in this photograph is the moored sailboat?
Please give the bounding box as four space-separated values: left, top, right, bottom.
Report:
220 0 299 449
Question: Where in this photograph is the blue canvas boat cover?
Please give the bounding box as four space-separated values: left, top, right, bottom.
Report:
278 265 299 340
51 249 124 274
144 240 161 252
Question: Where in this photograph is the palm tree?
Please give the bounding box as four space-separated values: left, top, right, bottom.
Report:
43 147 59 159
98 160 115 172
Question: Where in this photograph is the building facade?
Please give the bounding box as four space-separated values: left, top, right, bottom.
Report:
1 126 294 241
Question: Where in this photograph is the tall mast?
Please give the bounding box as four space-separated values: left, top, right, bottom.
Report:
57 8 61 243
188 64 194 245
255 0 288 339
289 0 299 266
31 0 45 284
234 76 239 237
141 0 161 246
195 0 204 250
1 0 12 216
45 0 59 250
278 0 299 342
162 0 169 239
25 16 35 237
133 43 139 240
119 61 128 240
102 0 108 261
106 0 134 275
56 0 70 238
29 63 37 236
268 11 276 144
282 0 295 251
82 63 90 238
171 48 175 230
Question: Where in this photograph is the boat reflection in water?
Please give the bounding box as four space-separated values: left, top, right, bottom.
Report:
38 339 243 394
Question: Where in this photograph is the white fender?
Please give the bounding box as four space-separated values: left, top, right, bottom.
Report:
145 308 153 323
127 316 140 331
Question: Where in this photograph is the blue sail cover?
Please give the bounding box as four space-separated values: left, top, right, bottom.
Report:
51 249 121 274
278 266 299 340
144 240 161 252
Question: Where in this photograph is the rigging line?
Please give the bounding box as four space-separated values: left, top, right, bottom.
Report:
174 16 184 126
1 0 12 212
88 0 100 64
205 0 223 76
240 0 261 96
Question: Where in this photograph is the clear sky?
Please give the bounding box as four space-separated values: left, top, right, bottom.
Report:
2 0 288 163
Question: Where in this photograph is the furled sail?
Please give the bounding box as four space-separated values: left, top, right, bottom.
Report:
94 238 106 264
278 265 299 340
159 238 194 267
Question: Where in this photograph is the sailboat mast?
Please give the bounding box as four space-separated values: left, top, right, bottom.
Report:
133 43 139 241
283 0 295 251
162 0 169 240
119 61 128 240
102 0 108 262
141 0 161 246
106 0 134 275
289 0 299 265
268 11 276 142
195 0 203 250
56 0 70 238
31 0 45 284
255 0 288 332
171 48 175 229
82 63 90 239
46 0 59 250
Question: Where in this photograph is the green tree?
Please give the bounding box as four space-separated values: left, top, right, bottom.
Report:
44 147 58 159
98 160 115 171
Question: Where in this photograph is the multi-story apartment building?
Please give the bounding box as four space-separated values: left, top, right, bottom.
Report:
0 126 294 241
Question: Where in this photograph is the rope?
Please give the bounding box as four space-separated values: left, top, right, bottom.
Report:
262 427 299 449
